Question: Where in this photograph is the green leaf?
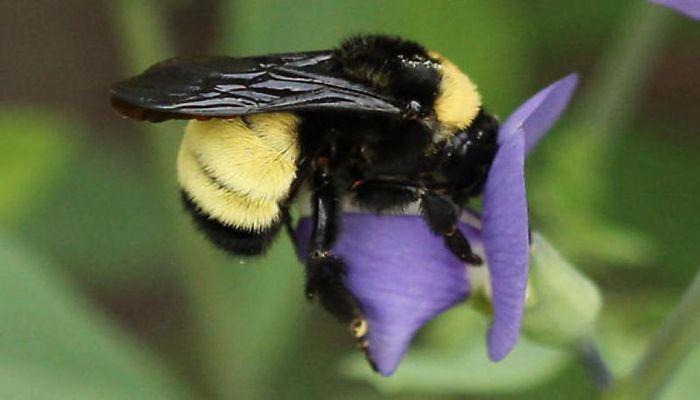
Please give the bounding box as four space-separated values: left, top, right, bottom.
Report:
0 237 192 399
0 108 78 226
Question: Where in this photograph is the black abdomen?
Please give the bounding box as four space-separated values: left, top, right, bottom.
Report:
181 191 282 255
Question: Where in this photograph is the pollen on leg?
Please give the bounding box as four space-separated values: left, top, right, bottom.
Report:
351 317 368 338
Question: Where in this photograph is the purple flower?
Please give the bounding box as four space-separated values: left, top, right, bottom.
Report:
296 75 578 376
650 0 700 19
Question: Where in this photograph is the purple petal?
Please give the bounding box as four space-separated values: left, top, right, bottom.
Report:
500 74 578 155
651 0 700 19
482 74 577 361
482 130 528 361
296 214 479 376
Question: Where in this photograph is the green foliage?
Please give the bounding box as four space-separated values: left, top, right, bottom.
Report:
663 347 700 400
0 238 191 399
0 108 78 226
222 0 533 113
1 0 699 399
14 134 175 282
528 128 657 266
607 127 700 281
343 308 569 395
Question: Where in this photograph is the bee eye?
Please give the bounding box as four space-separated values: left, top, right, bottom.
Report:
405 100 422 117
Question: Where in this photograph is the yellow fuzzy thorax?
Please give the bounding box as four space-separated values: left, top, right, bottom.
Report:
431 52 482 134
177 113 300 231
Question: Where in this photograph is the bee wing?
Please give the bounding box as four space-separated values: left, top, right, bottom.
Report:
111 52 402 122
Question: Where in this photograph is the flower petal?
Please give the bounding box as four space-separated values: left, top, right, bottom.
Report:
651 0 700 19
482 130 528 361
500 74 578 155
482 74 577 361
296 214 479 376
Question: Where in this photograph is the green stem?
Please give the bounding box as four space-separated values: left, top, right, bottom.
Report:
578 3 674 137
579 339 614 391
619 270 700 399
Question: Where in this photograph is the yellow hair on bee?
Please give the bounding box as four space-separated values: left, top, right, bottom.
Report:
177 143 281 231
177 113 300 232
182 114 300 202
431 53 482 134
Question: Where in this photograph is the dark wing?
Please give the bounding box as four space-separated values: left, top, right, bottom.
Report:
110 51 402 122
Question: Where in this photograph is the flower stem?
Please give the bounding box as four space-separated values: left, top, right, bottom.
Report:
579 339 614 391
617 270 700 399
578 3 674 137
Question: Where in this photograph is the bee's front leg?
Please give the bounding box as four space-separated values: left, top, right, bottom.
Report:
351 179 483 265
305 157 369 346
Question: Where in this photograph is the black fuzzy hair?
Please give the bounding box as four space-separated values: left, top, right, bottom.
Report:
335 34 441 108
351 180 419 213
338 35 429 63
180 191 281 256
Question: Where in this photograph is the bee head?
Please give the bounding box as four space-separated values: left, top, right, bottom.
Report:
398 53 484 142
338 35 482 136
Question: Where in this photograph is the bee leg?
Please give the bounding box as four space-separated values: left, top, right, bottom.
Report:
280 206 296 239
351 179 423 212
351 179 482 265
306 159 367 337
306 254 363 324
420 191 483 265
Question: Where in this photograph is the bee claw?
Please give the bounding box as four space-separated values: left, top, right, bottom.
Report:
351 319 378 373
350 316 368 338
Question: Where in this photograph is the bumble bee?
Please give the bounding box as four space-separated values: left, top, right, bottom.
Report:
111 35 499 361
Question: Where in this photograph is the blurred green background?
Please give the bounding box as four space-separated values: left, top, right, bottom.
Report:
1 0 698 399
